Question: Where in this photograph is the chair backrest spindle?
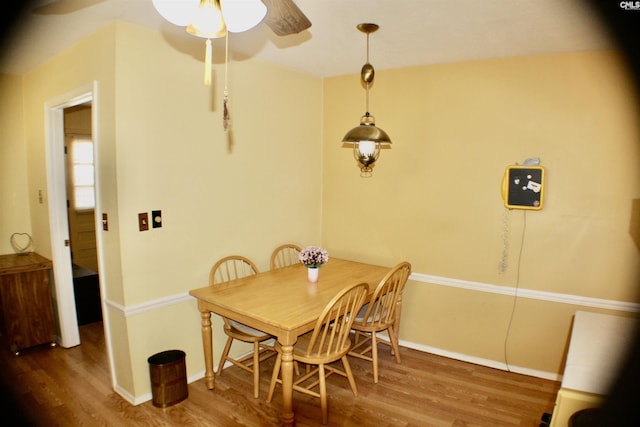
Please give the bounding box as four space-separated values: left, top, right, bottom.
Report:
210 255 259 285
270 244 302 270
360 262 411 328
305 282 369 358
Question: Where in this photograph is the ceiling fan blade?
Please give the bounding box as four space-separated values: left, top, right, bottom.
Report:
261 0 311 36
32 0 107 15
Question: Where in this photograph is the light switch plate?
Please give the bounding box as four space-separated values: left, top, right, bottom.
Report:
138 212 149 231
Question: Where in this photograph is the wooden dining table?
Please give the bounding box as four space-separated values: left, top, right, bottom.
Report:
189 257 391 426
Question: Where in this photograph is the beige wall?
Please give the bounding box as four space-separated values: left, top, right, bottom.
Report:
2 20 639 402
0 73 31 254
322 51 640 375
113 22 322 305
111 22 322 396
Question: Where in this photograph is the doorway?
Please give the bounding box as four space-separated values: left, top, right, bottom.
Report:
44 83 101 336
64 104 103 326
45 81 116 390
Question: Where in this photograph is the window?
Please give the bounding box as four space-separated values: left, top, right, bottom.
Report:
70 137 95 210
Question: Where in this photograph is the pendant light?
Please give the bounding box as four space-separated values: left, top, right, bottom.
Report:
342 23 391 177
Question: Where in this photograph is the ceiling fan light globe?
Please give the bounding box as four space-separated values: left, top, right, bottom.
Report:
221 0 267 33
152 0 200 27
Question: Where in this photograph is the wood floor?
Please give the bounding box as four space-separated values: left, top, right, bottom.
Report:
0 322 559 426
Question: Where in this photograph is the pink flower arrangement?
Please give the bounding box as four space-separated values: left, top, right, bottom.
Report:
299 246 329 268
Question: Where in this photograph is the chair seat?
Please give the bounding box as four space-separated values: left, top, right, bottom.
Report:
353 302 390 323
275 332 352 364
227 319 272 340
353 304 391 332
354 303 368 322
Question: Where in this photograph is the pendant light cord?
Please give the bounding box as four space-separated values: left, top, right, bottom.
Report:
365 32 370 114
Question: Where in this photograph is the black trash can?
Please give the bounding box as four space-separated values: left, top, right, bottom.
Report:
148 349 188 408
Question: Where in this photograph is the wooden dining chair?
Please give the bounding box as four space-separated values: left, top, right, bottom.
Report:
348 261 411 383
209 255 275 398
269 243 302 270
267 282 369 425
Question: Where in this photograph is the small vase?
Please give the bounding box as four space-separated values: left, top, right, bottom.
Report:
307 267 319 283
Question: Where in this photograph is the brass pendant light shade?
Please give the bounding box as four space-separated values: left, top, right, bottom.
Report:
342 23 391 177
343 113 392 144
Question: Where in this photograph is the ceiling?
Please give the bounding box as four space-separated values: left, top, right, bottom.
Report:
1 0 614 78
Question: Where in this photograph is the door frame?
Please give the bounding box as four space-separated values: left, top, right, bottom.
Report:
44 81 101 349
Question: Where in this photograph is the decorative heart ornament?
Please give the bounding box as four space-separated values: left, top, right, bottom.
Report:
10 232 33 255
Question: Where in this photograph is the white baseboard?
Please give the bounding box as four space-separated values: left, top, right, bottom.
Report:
179 343 559 385
123 339 560 406
398 338 562 382
120 371 209 406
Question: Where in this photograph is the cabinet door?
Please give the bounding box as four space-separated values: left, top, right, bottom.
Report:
0 269 56 352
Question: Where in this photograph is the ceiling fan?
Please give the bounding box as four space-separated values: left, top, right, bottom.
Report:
32 0 107 15
33 0 311 36
33 0 312 130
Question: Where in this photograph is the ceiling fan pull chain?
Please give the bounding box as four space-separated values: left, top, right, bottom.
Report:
204 38 212 86
223 30 230 131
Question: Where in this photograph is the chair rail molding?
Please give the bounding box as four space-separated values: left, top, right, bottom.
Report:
104 293 194 316
104 272 639 318
409 272 640 313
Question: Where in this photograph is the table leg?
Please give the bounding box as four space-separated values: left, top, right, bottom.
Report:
200 310 215 390
279 343 295 427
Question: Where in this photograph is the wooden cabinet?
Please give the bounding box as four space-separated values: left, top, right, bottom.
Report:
0 252 57 354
